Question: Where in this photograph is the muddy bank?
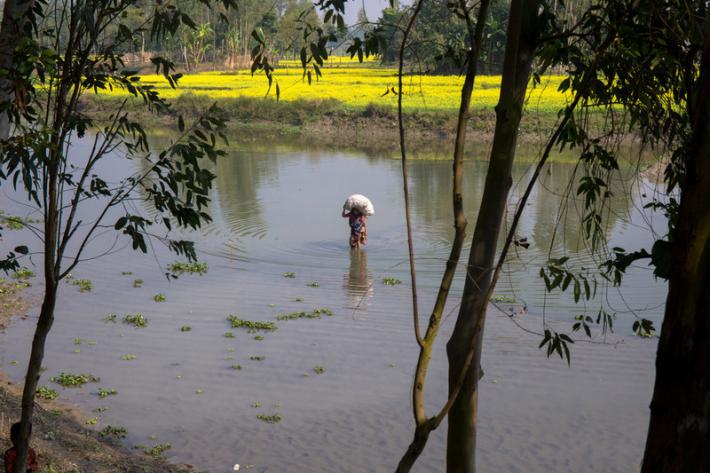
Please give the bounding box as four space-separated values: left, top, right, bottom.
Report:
81 94 630 160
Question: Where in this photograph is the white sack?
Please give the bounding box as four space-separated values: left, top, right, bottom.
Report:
343 194 375 216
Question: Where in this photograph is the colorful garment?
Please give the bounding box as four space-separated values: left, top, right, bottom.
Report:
4 447 38 473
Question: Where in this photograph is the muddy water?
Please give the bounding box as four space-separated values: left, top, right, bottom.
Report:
0 138 666 473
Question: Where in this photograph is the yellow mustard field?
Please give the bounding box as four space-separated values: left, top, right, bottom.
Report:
102 57 572 113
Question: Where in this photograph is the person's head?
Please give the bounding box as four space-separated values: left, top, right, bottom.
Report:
351 208 361 217
10 422 31 446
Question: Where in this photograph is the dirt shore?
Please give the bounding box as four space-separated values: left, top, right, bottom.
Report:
0 283 197 473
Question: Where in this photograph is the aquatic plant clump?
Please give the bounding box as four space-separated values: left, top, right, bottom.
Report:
153 293 166 302
276 308 333 320
68 277 93 292
256 413 282 424
12 267 34 280
51 372 100 387
382 277 402 286
99 425 127 439
227 315 277 332
168 261 208 275
36 386 58 400
123 313 148 328
97 388 118 398
282 272 295 278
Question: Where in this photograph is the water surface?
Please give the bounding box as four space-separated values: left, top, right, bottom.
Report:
0 137 666 472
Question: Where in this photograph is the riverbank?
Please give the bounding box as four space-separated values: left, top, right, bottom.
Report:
82 93 623 161
0 282 194 473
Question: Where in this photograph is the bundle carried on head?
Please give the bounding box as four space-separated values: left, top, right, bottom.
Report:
343 194 375 216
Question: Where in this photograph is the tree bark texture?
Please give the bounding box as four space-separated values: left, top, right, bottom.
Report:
445 1 542 472
0 0 35 140
640 10 710 473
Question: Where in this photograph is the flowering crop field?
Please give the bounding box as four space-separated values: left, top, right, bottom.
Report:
104 56 572 114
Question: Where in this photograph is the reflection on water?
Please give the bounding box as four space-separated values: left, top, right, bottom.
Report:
343 249 373 309
0 134 666 473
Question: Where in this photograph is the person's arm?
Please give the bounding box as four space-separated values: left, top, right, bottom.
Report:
342 209 350 218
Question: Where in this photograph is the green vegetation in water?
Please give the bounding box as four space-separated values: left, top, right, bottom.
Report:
73 338 82 345
99 425 127 439
224 332 235 338
256 413 282 424
224 356 234 360
73 349 81 354
282 272 295 278
0 210 27 230
88 340 97 346
313 365 325 374
51 372 100 387
294 297 304 302
227 315 277 332
307 281 320 288
36 386 58 400
121 271 133 275
249 356 265 361
195 389 204 394
276 308 333 320
97 388 118 399
267 303 276 308
144 443 172 458
93 407 109 413
153 293 166 302
133 278 143 288
382 277 402 286
231 364 242 370
121 354 137 361
251 401 262 408
491 295 516 303
180 325 192 332
12 267 34 280
168 261 208 276
103 314 117 323
123 313 148 328
68 277 92 292
85 417 99 426
254 335 264 341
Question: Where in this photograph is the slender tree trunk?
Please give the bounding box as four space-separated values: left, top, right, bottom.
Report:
0 0 35 140
445 2 541 472
640 11 710 473
13 284 57 473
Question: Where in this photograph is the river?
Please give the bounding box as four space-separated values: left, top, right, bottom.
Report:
0 135 666 472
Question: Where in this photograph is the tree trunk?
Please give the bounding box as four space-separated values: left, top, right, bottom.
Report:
445 1 541 472
0 0 36 140
13 285 57 473
640 11 710 473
